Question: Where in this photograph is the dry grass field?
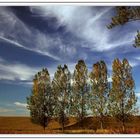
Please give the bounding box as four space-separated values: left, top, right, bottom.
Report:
0 116 140 134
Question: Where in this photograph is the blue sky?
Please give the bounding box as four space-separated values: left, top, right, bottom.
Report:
0 6 140 116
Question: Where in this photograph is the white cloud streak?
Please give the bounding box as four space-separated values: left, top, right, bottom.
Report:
14 102 27 108
0 57 40 81
0 35 60 61
0 36 25 48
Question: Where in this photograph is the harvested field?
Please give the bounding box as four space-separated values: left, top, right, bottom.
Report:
0 116 140 134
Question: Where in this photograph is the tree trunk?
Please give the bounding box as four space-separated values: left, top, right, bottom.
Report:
100 120 103 130
43 125 45 131
81 90 84 129
122 118 125 133
43 93 46 133
43 112 45 132
122 97 125 133
80 117 83 129
122 123 125 133
62 123 64 133
100 114 103 129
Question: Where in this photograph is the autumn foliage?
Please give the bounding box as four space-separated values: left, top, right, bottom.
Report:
27 58 137 133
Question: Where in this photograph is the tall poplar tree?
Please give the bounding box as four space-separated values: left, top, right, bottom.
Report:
27 68 54 130
108 58 137 132
90 60 108 129
52 64 71 132
72 60 88 128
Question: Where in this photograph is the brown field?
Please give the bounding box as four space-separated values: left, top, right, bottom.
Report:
0 116 140 134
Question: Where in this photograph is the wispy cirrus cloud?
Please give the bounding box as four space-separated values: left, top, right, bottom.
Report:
0 7 62 61
30 6 134 52
0 7 88 62
1 6 138 65
0 57 40 82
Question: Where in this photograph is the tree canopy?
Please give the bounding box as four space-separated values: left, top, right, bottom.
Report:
27 59 138 132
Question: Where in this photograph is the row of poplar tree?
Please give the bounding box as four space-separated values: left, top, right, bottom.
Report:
27 58 137 132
